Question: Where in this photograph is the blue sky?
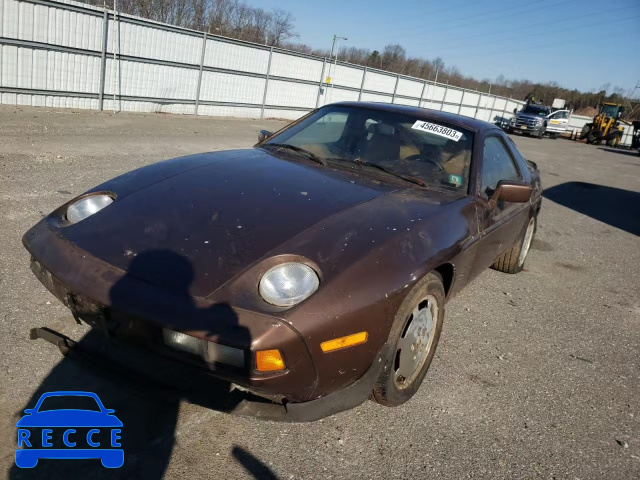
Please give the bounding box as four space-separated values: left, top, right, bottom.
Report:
257 0 640 95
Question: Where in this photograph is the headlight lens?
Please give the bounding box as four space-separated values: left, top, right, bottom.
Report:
66 194 114 223
259 262 320 307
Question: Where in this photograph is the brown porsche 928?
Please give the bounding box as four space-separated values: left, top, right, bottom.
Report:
23 102 541 421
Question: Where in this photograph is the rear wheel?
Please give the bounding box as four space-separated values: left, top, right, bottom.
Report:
372 273 445 406
491 216 537 274
550 132 559 139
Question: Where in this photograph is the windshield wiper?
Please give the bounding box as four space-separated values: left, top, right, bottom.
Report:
262 143 326 166
350 159 426 187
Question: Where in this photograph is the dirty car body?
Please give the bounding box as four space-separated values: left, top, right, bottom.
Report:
23 102 542 421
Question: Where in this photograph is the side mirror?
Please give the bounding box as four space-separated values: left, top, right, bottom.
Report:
488 180 532 209
258 129 273 143
513 108 517 114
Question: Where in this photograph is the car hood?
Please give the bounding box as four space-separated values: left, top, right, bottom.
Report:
16 411 123 427
516 113 546 121
57 149 392 298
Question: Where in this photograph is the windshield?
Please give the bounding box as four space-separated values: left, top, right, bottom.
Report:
521 105 550 117
263 106 474 190
38 395 102 412
601 104 620 118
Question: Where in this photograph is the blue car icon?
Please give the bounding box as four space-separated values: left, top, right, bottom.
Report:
15 391 123 468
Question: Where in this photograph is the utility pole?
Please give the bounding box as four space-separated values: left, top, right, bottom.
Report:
325 34 347 105
624 80 640 119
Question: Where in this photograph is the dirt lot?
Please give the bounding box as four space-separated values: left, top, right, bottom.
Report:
1 105 639 479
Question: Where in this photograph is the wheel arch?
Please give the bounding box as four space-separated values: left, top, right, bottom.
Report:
433 263 455 300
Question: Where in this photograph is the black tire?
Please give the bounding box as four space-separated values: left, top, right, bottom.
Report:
491 215 537 274
579 124 592 140
586 131 598 144
372 272 445 407
551 133 559 139
507 128 513 134
537 125 546 139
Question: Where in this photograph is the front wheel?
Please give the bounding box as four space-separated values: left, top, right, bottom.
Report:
372 273 445 407
537 126 546 139
491 215 537 274
579 125 591 140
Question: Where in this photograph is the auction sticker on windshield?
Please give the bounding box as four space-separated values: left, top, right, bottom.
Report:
411 121 462 142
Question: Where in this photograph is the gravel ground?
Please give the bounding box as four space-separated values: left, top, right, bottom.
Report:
1 105 639 479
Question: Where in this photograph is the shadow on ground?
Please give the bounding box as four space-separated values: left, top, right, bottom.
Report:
598 147 640 158
543 182 640 236
9 250 277 479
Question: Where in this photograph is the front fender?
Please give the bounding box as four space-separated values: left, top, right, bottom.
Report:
249 192 477 397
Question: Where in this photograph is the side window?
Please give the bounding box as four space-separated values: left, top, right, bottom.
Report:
481 137 520 196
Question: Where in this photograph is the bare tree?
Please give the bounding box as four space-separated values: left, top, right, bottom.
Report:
268 9 296 46
381 44 406 72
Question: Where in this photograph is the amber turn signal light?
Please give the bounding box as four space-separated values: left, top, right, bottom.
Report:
320 331 368 353
255 349 285 372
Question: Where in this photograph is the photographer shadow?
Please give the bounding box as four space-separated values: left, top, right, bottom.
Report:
9 249 275 479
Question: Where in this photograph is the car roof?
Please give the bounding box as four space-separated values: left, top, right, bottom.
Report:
38 391 99 398
329 101 504 134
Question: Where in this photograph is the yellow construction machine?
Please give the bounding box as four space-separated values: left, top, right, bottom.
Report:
579 102 626 146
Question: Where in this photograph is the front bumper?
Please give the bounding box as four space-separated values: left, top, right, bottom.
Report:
30 327 388 422
510 124 543 134
15 448 124 468
23 221 318 403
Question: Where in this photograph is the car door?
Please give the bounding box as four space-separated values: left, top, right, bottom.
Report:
547 110 570 133
471 134 530 277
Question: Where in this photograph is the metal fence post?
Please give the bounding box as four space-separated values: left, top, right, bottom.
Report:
391 75 399 104
441 82 448 111
473 91 482 119
260 46 273 119
98 10 108 111
358 67 367 101
501 97 509 122
457 90 463 115
489 94 497 123
194 32 207 116
316 58 327 107
418 80 427 108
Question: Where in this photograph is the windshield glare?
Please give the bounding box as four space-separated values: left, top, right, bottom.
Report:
264 106 473 190
521 106 549 116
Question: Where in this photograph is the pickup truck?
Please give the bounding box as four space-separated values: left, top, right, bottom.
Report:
508 104 571 139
